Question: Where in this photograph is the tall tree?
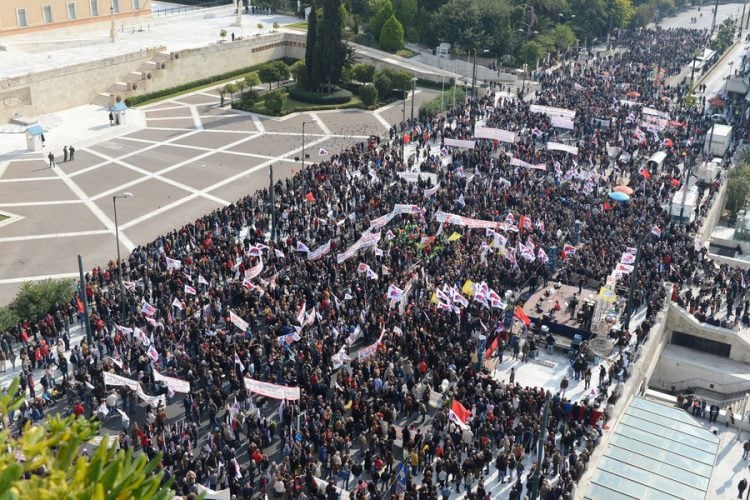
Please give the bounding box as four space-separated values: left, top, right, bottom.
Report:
305 1 319 88
317 0 346 91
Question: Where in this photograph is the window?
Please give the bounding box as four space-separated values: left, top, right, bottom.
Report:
67 2 77 19
112 0 120 14
42 5 53 24
132 0 140 10
16 8 28 27
90 0 99 16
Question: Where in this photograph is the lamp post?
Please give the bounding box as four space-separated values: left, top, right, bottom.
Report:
110 4 116 43
112 192 133 320
270 164 276 241
410 76 417 124
471 49 489 99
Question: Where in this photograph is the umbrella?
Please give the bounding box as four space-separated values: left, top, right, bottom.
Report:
608 191 630 202
708 96 725 108
625 90 640 98
613 185 634 195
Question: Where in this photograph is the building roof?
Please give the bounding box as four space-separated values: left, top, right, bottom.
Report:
583 397 719 500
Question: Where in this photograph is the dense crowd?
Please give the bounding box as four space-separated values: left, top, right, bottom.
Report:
2 25 748 500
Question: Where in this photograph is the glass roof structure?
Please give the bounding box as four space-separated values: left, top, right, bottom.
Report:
583 397 720 500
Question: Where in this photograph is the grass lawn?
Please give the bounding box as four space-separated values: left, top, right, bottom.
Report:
286 21 308 30
395 48 418 58
0 215 7 223
248 95 367 115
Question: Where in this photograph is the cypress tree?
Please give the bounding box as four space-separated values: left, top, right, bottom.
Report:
304 2 319 89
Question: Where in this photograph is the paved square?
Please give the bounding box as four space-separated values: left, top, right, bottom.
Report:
0 85 441 303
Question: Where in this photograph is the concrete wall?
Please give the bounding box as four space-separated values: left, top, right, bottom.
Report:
665 302 750 363
650 344 750 394
0 46 163 121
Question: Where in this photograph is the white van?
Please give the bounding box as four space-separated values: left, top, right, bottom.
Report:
647 151 668 173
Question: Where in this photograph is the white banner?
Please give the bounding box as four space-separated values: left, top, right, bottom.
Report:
423 183 440 198
530 104 576 119
336 232 382 264
229 310 249 332
546 142 579 156
195 484 231 500
244 260 263 280
152 367 191 393
308 240 332 261
103 371 141 392
510 157 547 170
550 116 575 130
474 126 516 143
435 211 501 229
244 378 300 400
443 138 476 149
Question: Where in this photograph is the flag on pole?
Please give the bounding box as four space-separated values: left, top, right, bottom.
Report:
639 168 652 180
651 225 661 238
234 352 245 373
198 274 209 286
184 284 197 295
449 400 471 429
141 301 156 317
166 257 182 270
171 298 184 310
514 306 531 327
296 241 310 253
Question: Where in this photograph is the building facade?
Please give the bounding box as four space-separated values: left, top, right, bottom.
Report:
0 0 152 36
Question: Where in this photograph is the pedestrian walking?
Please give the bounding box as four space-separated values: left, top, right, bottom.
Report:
48 152 55 168
739 478 747 499
63 146 68 162
69 145 75 160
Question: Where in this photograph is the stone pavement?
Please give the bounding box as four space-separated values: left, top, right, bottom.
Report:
0 83 439 305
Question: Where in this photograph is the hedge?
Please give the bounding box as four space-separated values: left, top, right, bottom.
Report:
125 58 298 107
288 86 353 104
419 86 466 118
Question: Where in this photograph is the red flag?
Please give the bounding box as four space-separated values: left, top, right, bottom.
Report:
485 336 499 359
670 178 680 188
76 296 84 313
449 400 471 428
519 215 532 231
639 168 651 180
305 192 315 202
602 201 613 211
514 306 531 328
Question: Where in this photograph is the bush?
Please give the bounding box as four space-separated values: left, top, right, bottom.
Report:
354 33 375 46
0 306 19 333
11 279 74 322
232 90 258 110
379 15 404 52
368 0 394 40
290 60 308 87
373 71 392 98
350 63 376 83
419 86 465 118
265 90 288 115
259 60 291 90
358 84 378 106
288 85 353 104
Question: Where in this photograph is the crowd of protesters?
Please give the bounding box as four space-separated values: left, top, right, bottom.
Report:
2 24 748 500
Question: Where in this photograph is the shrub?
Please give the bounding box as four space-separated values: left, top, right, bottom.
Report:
373 71 392 98
232 90 258 110
350 63 376 83
289 85 353 104
0 306 19 333
379 15 404 52
265 90 288 115
368 0 394 40
358 84 378 106
354 33 374 46
11 279 74 322
290 60 308 87
419 86 465 118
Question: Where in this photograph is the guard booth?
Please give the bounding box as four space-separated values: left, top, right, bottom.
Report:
110 101 128 125
25 124 46 152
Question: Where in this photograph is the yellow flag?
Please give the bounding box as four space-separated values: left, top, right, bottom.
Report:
462 279 475 296
431 291 438 304
447 232 462 242
598 287 616 303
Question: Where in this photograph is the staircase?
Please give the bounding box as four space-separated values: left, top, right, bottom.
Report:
688 387 750 413
90 47 170 108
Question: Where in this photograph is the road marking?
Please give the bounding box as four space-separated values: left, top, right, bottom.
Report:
0 272 80 285
48 165 135 251
190 105 204 130
0 229 110 243
310 112 332 136
0 200 84 208
0 176 60 183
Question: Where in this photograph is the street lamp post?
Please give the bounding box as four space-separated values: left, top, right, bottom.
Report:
410 77 417 124
112 192 133 320
270 164 276 241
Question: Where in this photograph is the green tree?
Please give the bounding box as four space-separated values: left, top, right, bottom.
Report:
358 83 378 105
519 40 545 68
224 82 238 103
373 70 392 97
727 158 750 218
393 0 417 36
379 15 405 52
551 23 576 51
265 90 287 115
0 378 173 499
0 306 19 333
368 0 394 39
317 0 347 91
350 63 376 82
11 279 73 322
245 72 261 89
236 79 248 99
383 68 412 92
291 60 308 87
305 0 320 88
259 62 290 90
